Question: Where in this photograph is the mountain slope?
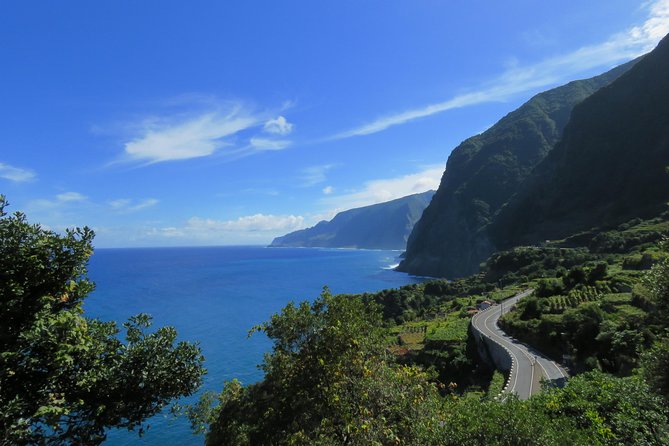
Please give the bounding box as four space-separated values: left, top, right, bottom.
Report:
398 60 637 278
490 34 669 248
270 191 434 250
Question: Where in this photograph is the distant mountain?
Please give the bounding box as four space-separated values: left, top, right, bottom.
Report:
270 191 435 250
490 33 669 248
398 58 638 278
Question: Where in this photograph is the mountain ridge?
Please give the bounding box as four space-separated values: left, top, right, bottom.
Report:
398 58 639 278
490 33 669 248
270 191 435 250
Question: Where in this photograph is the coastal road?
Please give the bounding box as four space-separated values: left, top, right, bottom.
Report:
471 290 568 400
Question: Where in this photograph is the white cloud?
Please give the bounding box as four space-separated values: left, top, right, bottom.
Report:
263 116 293 135
109 198 131 209
146 213 305 243
301 164 336 187
331 0 669 139
124 107 259 163
320 165 442 212
56 192 87 202
109 198 159 213
187 214 304 232
27 191 88 211
249 137 291 151
0 162 36 182
322 186 333 195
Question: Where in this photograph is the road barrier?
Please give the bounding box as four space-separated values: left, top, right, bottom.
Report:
470 305 516 399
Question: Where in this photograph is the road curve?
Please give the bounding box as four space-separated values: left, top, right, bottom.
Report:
471 290 568 400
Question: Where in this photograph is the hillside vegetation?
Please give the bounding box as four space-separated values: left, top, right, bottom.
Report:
491 33 669 248
198 34 669 445
399 60 637 278
197 216 669 444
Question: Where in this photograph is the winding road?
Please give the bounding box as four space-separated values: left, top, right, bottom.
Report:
471 290 568 399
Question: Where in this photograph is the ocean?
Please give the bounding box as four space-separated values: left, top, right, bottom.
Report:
84 246 424 445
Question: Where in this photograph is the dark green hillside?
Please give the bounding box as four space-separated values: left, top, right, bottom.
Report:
492 34 669 248
398 60 637 278
270 190 434 250
199 219 669 444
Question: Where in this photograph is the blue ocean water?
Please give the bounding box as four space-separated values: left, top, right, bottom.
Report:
84 246 423 445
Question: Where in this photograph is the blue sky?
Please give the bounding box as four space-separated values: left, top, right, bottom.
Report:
1 1 668 247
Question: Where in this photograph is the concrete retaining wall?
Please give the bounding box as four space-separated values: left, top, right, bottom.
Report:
470 310 516 397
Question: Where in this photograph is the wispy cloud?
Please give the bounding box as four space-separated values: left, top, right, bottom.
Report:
147 213 305 242
0 162 36 182
109 198 159 213
249 137 292 151
319 165 442 215
187 214 304 232
27 191 88 210
123 107 259 163
56 192 87 202
331 0 669 140
27 193 160 218
263 116 293 135
301 164 336 187
322 186 333 195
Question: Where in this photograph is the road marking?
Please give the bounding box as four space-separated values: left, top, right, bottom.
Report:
480 302 522 395
472 289 567 398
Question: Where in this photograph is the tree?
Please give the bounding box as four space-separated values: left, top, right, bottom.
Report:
641 244 669 400
200 288 445 445
0 196 206 445
535 371 669 445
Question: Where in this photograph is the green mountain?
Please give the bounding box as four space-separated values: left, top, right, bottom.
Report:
491 34 669 248
270 191 435 250
398 59 638 278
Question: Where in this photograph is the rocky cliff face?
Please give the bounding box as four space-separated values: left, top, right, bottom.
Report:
398 59 637 278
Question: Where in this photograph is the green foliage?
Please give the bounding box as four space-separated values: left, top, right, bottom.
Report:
202 288 446 445
361 276 499 325
640 248 669 399
400 60 635 278
437 371 669 446
492 34 669 248
201 278 669 445
0 196 205 445
494 235 669 374
641 336 669 401
486 370 506 398
484 246 595 284
425 317 470 342
440 396 597 445
536 371 669 445
643 249 669 326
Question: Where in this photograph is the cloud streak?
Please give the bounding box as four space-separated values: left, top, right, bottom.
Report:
56 192 87 202
109 198 159 213
118 101 297 165
301 164 336 187
331 0 669 139
27 191 88 211
249 137 292 151
148 214 305 242
124 107 259 163
0 162 36 182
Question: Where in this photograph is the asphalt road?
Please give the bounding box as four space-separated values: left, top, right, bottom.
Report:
471 290 568 399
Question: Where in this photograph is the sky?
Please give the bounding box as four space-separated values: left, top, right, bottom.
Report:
1 1 668 247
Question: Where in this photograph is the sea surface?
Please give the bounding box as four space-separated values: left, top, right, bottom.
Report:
84 246 424 445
